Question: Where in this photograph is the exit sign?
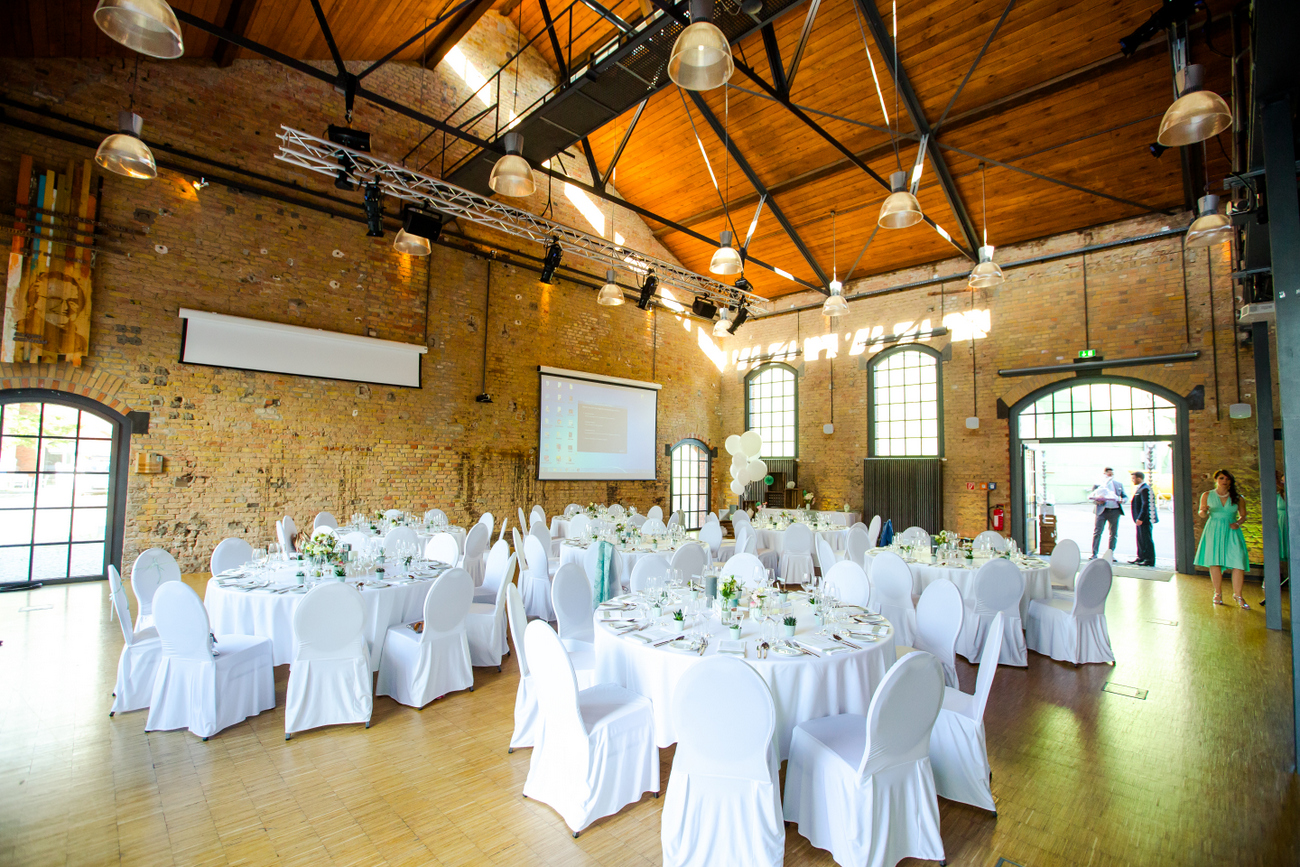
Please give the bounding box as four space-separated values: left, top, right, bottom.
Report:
1078 349 1097 358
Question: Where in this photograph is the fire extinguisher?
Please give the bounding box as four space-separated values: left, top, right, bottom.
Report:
990 505 1005 532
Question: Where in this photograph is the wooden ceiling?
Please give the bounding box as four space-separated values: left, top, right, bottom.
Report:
2 0 1236 299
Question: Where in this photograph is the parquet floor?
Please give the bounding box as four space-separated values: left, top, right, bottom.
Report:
1 571 1298 866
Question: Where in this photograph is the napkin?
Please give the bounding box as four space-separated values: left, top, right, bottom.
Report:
795 635 852 655
630 626 677 644
717 640 745 656
847 625 891 638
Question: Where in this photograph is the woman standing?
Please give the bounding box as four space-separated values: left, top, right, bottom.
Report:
1195 469 1251 608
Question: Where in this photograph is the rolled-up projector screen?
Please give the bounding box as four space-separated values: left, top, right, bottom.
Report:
538 367 659 481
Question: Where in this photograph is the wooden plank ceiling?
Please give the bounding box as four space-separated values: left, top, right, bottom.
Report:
2 0 1234 299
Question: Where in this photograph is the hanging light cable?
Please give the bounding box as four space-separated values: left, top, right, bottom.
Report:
669 0 734 91
822 210 849 318
93 0 184 59
709 86 744 275
968 163 1004 288
95 55 157 180
489 17 536 197
597 198 624 305
877 3 920 229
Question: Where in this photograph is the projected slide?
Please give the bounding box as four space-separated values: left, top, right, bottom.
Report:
538 368 659 481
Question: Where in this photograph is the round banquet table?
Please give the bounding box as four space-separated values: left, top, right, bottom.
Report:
753 523 850 555
558 538 699 580
863 549 1052 618
204 561 446 669
340 524 465 556
595 599 896 759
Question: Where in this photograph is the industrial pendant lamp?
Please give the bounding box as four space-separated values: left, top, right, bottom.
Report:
489 132 536 197
968 163 1003 288
93 0 184 59
878 170 923 229
713 307 731 336
822 210 849 318
1158 64 1232 147
597 269 624 305
392 228 430 256
710 230 743 275
669 0 733 91
96 110 158 179
1185 194 1233 248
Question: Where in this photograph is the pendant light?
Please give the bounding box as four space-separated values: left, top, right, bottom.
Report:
96 58 156 180
489 132 535 197
710 230 743 275
1158 64 1232 148
669 0 734 91
1185 194 1233 248
93 0 184 59
597 269 624 306
393 228 430 256
713 307 731 336
822 211 849 318
878 170 922 229
968 163 1003 289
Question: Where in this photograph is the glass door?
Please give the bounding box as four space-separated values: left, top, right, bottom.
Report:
1022 443 1039 553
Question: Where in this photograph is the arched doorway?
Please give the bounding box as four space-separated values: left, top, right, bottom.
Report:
1008 376 1193 573
0 389 131 586
669 438 713 531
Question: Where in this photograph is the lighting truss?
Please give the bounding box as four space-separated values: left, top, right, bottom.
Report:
276 126 765 310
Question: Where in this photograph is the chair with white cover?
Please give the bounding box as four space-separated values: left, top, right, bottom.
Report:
646 505 664 522
1049 538 1082 595
518 507 530 540
661 656 783 867
497 516 509 543
609 504 626 518
669 542 708 581
731 510 751 527
896 578 964 689
376 569 475 707
814 534 842 574
955 558 1028 667
565 504 582 518
284 582 372 739
313 512 339 532
973 530 1008 552
851 521 868 534
930 612 1005 812
782 650 946 867
145 582 275 739
109 565 160 716
339 530 369 555
531 504 546 527
640 518 668 536
425 532 461 567
383 526 420 558
210 537 252 576
898 526 930 549
845 526 871 569
521 535 556 621
705 512 720 525
568 513 591 539
276 519 293 558
383 509 404 520
870 551 920 646
282 515 300 553
722 553 767 588
475 540 512 603
667 510 683 530
628 514 648 529
477 511 495 538
467 553 515 670
582 541 625 601
511 527 528 569
131 547 181 632
822 560 870 608
425 507 448 524
628 553 670 594
736 523 779 574
552 562 596 652
531 520 561 566
1026 558 1115 665
779 523 816 585
461 522 490 586
698 521 723 562
866 515 882 548
522 620 659 836
506 584 540 752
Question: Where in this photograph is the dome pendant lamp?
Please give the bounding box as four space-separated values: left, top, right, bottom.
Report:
710 230 743 275
489 131 536 197
1185 194 1233 248
713 308 731 336
1158 64 1232 147
822 210 849 318
597 269 624 306
878 170 923 229
968 163 1003 289
669 0 734 91
93 0 184 59
96 110 157 180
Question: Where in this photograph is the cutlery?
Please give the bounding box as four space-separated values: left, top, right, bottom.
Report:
831 633 862 649
697 636 708 656
653 634 685 647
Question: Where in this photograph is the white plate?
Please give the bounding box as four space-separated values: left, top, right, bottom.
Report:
773 643 803 656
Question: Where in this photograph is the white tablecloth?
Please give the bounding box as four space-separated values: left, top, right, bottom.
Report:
863 550 1052 618
753 525 850 556
559 539 697 581
815 511 860 527
595 602 896 759
204 563 440 669
342 524 465 556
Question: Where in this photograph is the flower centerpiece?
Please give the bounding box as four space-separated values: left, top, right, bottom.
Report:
719 576 741 608
584 502 600 518
803 490 815 509
300 529 342 567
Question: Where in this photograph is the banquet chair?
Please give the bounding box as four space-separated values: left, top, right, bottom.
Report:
1100 548 1114 563
506 584 540 751
467 553 516 670
782 651 946 867
109 565 160 717
731 509 751 526
822 560 871 608
669 542 708 582
518 507 530 541
285 582 372 739
666 510 683 530
722 553 767 589
475 539 512 603
312 511 339 531
582 540 624 602
565 504 582 518
477 511 495 538
425 532 460 567
628 514 648 529
973 530 1008 552
531 505 546 527
955 558 1028 667
735 523 779 574
779 523 816 585
530 520 562 567
609 504 626 518
552 563 596 652
870 551 920 646
497 516 509 544
130 547 181 632
896 578 964 688
814 534 843 575
383 509 404 520
1049 539 1082 595
210 537 252 576
698 521 723 562
845 526 871 569
425 508 448 524
281 515 300 553
568 513 591 538
930 612 1005 811
662 656 783 867
339 530 369 556
522 620 659 836
511 527 528 569
866 515 882 548
1026 558 1115 665
851 521 868 535
640 518 668 536
646 505 664 522
899 526 931 549
522 535 557 621
145 582 275 740
461 522 490 586
275 520 292 558
705 512 720 525
383 526 420 558
376 568 475 707
627 554 669 594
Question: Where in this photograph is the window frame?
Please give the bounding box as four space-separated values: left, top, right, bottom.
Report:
743 362 799 460
867 344 944 458
668 437 713 531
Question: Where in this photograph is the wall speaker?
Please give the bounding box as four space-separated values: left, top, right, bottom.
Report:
692 297 717 319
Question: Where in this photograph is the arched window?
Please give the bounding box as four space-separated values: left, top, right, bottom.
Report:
869 345 942 456
1017 381 1177 438
0 391 129 585
669 438 712 531
744 363 797 459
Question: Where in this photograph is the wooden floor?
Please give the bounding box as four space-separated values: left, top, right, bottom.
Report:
2 572 1298 866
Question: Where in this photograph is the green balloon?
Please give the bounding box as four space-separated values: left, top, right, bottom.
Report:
764 475 774 485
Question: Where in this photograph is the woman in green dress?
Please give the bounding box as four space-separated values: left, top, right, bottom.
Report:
1195 469 1251 608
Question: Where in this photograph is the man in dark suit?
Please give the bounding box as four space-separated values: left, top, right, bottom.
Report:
1129 471 1156 566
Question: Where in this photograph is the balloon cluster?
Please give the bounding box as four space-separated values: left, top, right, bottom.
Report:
725 430 767 497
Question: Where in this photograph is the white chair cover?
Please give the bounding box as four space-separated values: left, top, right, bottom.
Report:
531 520 560 565
851 521 868 534
530 504 545 524
518 507 530 542
1049 538 1082 593
131 547 181 632
814 534 842 573
735 523 778 573
779 523 816 585
497 515 509 543
609 504 626 518
782 651 946 867
376 568 474 707
899 526 930 549
425 508 448 524
383 526 420 558
646 505 664 522
461 522 490 586
313 511 339 531
552 562 596 650
929 612 1004 811
506 584 540 751
669 543 708 581
522 621 659 834
897 578 963 689
1026 558 1115 665
467 553 515 669
667 510 683 530
383 509 404 521
145 582 275 739
705 512 720 525
846 526 871 569
339 530 369 555
866 515 882 548
640 518 668 535
110 565 160 715
722 553 767 588
282 515 299 551
731 510 751 526
628 554 669 594
565 504 582 518
823 560 870 608
276 519 292 558
210 537 252 576
477 511 495 539
582 541 625 601
628 514 648 529
568 513 591 538
698 521 723 561
973 530 1008 552
662 657 783 867
285 582 372 737
870 551 920 646
474 539 512 603
511 527 528 570
521 535 556 620
425 532 461 567
955 558 1028 666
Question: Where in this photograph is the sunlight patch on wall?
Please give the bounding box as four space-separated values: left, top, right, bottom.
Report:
697 328 727 371
943 309 990 341
849 318 933 354
803 331 840 361
564 183 626 246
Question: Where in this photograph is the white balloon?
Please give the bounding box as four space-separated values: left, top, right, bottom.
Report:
746 460 764 482
724 435 743 456
729 479 745 495
731 454 747 474
753 459 768 479
740 430 762 457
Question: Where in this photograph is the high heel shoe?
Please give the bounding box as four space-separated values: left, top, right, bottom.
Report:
1213 592 1224 605
1234 594 1251 610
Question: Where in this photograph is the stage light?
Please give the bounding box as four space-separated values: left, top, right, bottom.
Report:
727 305 749 335
1149 142 1168 158
539 239 562 284
327 126 369 191
363 181 383 238
637 270 659 310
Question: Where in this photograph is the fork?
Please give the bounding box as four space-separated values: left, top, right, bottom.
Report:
697 636 709 656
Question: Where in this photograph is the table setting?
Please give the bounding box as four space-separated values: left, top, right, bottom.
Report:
750 509 850 555
337 511 466 556
559 521 697 576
